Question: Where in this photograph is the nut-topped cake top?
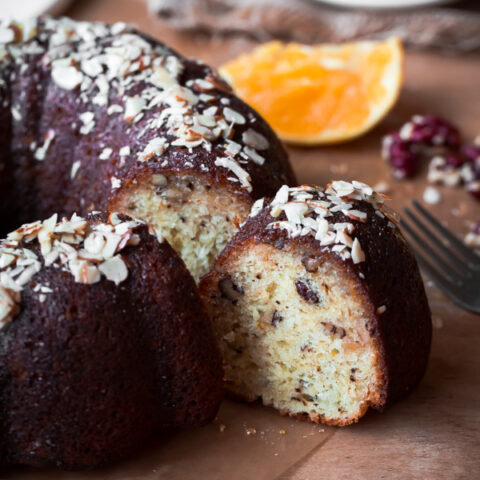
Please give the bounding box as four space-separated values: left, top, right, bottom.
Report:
0 17 273 193
250 180 397 264
0 213 146 330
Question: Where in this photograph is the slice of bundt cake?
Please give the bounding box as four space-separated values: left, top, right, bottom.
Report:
0 212 223 469
0 17 296 281
200 181 432 426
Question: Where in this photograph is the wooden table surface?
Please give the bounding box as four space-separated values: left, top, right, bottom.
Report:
4 0 480 479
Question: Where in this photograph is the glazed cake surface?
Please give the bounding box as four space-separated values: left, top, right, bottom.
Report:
0 213 223 469
200 181 432 426
0 17 295 280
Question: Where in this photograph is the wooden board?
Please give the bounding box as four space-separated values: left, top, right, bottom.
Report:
2 0 479 478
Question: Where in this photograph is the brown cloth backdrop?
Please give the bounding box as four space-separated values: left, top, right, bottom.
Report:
148 0 480 52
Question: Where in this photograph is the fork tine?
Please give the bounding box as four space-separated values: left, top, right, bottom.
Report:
408 244 472 311
403 206 472 273
400 218 468 283
412 200 480 268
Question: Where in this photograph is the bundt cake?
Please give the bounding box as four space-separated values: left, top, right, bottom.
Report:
200 181 432 426
0 17 296 281
0 212 223 469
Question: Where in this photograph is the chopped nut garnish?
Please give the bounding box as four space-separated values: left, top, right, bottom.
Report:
51 65 83 90
0 17 273 195
0 213 146 330
376 305 387 314
423 186 442 205
256 181 393 265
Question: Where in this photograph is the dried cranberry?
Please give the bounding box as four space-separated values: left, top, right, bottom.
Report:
461 144 480 164
411 115 461 149
384 115 480 202
382 133 419 179
218 275 244 304
466 181 480 200
444 153 465 168
383 115 462 180
465 157 480 199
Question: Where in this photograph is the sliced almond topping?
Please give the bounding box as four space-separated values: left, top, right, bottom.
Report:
111 176 121 189
98 255 128 285
99 147 113 160
243 146 265 166
263 182 388 266
351 238 365 264
52 65 83 90
223 107 246 125
284 203 309 224
215 157 252 192
124 95 146 121
71 160 81 180
250 198 264 218
345 209 368 222
138 137 167 162
377 305 387 314
242 129 269 150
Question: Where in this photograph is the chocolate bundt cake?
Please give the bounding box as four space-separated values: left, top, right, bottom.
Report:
0 212 223 469
0 17 295 281
200 181 432 426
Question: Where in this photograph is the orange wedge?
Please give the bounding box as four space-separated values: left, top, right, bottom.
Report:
220 38 404 145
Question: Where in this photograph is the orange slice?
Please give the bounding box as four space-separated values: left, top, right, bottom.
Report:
219 38 404 145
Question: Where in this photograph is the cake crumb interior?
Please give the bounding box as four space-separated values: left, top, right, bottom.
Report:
205 243 382 424
114 174 250 281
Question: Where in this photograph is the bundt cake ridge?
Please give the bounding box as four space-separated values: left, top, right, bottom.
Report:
0 16 296 279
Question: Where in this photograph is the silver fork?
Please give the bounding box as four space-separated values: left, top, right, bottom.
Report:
400 200 480 314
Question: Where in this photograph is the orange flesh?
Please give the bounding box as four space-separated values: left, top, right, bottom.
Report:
221 40 403 143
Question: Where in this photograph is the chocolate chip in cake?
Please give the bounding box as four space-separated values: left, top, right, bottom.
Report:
364 321 376 337
321 321 346 339
219 275 244 304
271 310 283 327
273 237 285 250
301 393 315 402
296 279 320 304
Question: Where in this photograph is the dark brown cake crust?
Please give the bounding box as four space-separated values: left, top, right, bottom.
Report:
0 18 296 236
0 213 223 470
200 198 432 414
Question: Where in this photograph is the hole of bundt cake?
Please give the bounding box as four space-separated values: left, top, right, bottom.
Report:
204 243 382 425
111 174 250 281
